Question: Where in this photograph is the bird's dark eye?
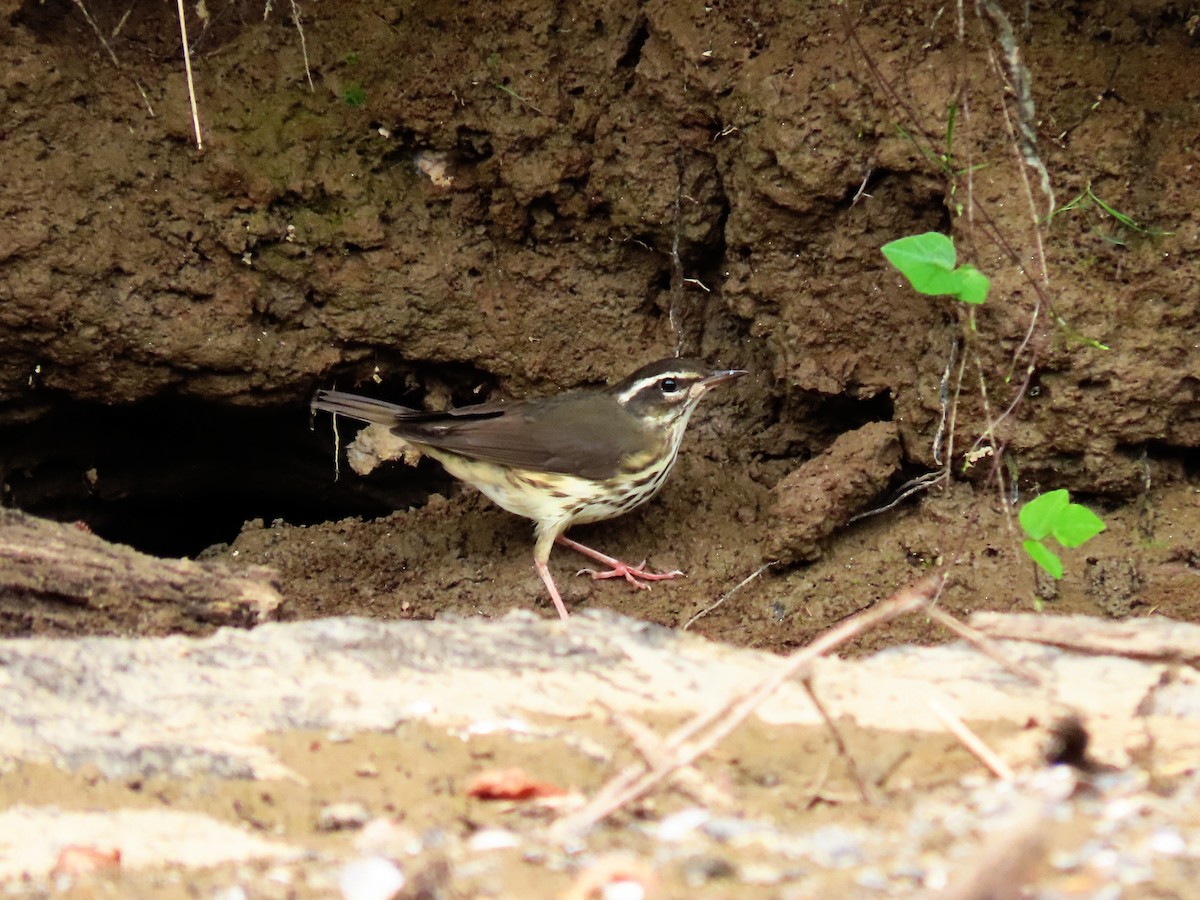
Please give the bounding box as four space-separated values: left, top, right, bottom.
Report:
659 378 679 393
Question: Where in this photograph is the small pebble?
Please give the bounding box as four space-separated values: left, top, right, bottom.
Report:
702 816 771 842
1146 828 1186 856
655 807 709 842
338 856 406 900
739 863 785 885
355 818 422 856
681 854 735 885
600 880 645 900
318 802 372 831
468 828 521 851
854 868 889 890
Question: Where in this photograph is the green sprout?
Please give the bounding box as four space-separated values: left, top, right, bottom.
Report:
1044 183 1174 245
896 105 989 217
881 232 990 306
1019 489 1106 580
342 85 366 108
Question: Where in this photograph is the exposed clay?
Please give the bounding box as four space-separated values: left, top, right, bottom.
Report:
768 420 901 564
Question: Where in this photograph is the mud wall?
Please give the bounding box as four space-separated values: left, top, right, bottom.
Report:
1 0 1197 547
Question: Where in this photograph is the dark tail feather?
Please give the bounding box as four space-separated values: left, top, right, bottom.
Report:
310 390 416 426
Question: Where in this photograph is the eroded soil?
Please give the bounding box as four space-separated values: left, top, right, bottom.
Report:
218 462 1200 657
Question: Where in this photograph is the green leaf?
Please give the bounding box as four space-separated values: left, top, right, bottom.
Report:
1023 539 1063 579
882 232 957 270
881 233 957 292
1019 489 1070 541
953 265 990 304
881 233 988 305
914 267 969 296
1051 504 1106 548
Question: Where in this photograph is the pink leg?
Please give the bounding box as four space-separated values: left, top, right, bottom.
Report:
556 535 683 590
535 559 571 620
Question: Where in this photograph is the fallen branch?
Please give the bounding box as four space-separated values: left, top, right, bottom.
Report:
969 612 1200 665
0 509 280 634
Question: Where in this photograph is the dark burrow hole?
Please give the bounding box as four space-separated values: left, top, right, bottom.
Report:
3 379 898 560
0 398 443 558
808 389 896 442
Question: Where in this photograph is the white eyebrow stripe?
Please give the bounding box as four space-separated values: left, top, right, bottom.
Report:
616 378 655 405
615 372 698 405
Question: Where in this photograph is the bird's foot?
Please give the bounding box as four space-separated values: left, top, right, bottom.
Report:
555 535 682 591
577 560 684 590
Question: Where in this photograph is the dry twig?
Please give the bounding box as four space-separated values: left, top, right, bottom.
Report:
287 0 315 92
175 0 203 149
608 710 734 811
549 574 943 839
72 0 154 116
683 561 774 629
924 604 1045 686
970 612 1200 665
802 675 871 804
928 698 1016 781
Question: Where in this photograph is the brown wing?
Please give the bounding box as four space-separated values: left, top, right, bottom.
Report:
394 392 657 480
313 389 657 479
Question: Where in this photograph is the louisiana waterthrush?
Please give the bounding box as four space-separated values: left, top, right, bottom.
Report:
311 358 746 619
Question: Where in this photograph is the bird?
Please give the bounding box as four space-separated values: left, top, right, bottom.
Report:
311 358 746 619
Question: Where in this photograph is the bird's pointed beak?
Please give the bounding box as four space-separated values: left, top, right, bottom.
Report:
700 367 748 390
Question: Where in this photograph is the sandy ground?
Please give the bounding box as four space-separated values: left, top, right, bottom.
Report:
3 609 1200 896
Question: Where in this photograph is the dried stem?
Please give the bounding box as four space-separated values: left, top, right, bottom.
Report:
802 676 871 804
72 0 154 116
683 561 774 629
549 575 942 839
288 0 315 92
928 699 1016 781
923 604 1044 685
176 0 203 149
